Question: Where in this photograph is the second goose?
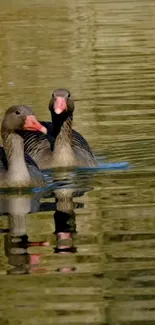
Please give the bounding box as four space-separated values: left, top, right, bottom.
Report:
20 89 97 169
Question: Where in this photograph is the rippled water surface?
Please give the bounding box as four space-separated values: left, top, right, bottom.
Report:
0 0 155 324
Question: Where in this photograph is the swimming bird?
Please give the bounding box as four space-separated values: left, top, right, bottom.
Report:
19 89 97 169
0 105 47 188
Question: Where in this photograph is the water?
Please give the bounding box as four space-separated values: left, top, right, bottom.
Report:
0 0 155 324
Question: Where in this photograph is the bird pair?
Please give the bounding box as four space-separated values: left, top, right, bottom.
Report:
0 89 97 188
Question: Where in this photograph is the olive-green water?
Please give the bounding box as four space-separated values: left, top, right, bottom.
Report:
0 0 155 324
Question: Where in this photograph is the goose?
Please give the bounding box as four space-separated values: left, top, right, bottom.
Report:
0 105 47 188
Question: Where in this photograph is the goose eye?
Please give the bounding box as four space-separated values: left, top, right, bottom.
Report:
68 92 71 98
15 110 20 115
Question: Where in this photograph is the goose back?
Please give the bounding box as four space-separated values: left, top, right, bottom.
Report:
19 121 97 169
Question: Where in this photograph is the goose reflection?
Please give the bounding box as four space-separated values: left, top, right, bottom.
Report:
2 194 50 275
53 188 77 273
49 168 92 273
0 172 92 275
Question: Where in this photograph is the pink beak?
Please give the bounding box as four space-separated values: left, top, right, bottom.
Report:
24 115 47 134
54 96 67 114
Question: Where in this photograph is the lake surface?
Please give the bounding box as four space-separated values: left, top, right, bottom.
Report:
0 0 155 324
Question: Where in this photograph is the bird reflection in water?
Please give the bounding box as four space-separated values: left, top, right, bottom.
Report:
53 188 78 273
0 176 91 275
51 168 91 273
3 195 50 275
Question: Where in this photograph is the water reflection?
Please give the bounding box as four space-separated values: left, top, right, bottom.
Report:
1 176 91 276
1 194 48 275
1 169 155 323
53 188 77 273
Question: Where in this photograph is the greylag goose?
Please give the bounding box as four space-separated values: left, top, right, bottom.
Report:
19 89 97 169
0 105 47 188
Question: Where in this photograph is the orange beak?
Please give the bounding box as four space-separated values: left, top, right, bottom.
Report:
24 115 47 134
